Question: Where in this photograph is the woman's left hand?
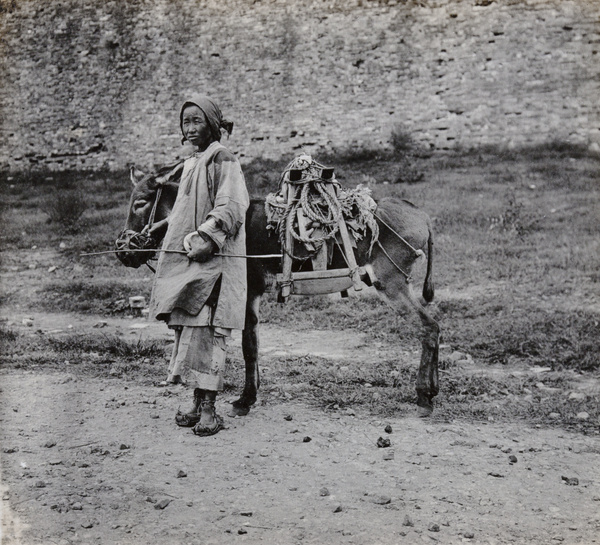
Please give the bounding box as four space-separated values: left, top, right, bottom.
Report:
184 232 217 262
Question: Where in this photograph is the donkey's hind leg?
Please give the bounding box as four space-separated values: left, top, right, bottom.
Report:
231 293 261 416
373 270 440 417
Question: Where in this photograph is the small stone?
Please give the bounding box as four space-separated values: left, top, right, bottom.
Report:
176 470 187 478
568 392 586 401
49 460 63 466
302 436 312 443
333 505 343 513
377 437 391 448
238 528 248 535
371 495 391 505
384 425 393 434
319 487 330 497
119 444 130 450
382 450 395 461
501 446 512 453
154 498 171 509
561 476 579 486
488 472 504 478
508 455 518 464
240 512 252 517
549 412 561 419
81 522 94 529
3 447 18 454
284 415 293 421
71 502 83 510
428 523 440 532
35 481 46 488
403 515 414 527
464 531 475 538
576 412 589 421
93 321 108 329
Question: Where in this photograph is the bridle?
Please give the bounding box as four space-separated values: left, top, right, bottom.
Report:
114 181 166 270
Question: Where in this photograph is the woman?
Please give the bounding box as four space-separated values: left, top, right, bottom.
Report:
149 94 249 437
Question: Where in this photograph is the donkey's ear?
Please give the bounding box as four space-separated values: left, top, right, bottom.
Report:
129 165 145 186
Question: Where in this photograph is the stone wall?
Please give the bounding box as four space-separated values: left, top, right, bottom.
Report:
0 0 598 171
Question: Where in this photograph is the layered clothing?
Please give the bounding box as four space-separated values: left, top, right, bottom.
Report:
149 140 249 330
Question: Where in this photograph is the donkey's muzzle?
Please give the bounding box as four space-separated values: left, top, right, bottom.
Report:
114 229 157 268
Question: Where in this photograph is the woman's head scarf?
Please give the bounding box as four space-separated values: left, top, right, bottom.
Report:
179 94 234 144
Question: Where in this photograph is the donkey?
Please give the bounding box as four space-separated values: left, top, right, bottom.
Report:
115 160 440 416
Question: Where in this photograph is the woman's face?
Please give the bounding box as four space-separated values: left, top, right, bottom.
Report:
182 105 212 151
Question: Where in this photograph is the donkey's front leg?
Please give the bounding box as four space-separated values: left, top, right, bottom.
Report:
231 294 261 416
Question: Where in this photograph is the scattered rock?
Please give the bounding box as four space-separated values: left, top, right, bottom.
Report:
240 512 252 517
302 436 312 443
93 321 108 329
284 415 293 421
402 515 414 527
464 531 475 538
71 502 83 510
154 498 171 510
576 412 589 421
428 523 440 532
370 495 391 505
568 392 586 401
384 424 393 434
34 481 46 488
81 522 94 529
22 318 34 327
377 437 391 448
119 444 130 450
176 470 187 478
561 476 579 486
3 447 18 454
238 528 248 535
488 472 504 478
333 505 343 513
319 487 330 497
549 412 561 419
508 455 518 464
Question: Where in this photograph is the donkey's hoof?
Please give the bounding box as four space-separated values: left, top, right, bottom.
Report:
229 401 251 417
417 404 433 418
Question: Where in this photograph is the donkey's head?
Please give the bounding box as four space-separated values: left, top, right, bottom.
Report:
115 162 182 268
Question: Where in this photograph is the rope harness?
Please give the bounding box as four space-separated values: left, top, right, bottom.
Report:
265 155 379 262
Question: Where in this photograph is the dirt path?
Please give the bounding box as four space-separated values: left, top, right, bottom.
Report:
1 312 600 545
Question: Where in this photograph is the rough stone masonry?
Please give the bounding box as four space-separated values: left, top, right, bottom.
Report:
0 0 598 171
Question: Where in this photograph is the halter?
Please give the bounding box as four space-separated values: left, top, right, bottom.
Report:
114 180 166 270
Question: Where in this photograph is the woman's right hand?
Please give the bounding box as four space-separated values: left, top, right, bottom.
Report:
184 231 217 262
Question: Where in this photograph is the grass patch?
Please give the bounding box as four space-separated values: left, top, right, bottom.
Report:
39 279 151 315
0 326 168 380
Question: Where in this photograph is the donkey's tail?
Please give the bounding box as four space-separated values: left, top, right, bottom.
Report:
422 224 435 303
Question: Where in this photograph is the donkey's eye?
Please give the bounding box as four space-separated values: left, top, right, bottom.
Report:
133 199 148 212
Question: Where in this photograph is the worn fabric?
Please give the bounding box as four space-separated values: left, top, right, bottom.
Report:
149 140 249 328
167 325 229 391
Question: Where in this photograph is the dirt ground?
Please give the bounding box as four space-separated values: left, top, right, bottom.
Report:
1 304 600 545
